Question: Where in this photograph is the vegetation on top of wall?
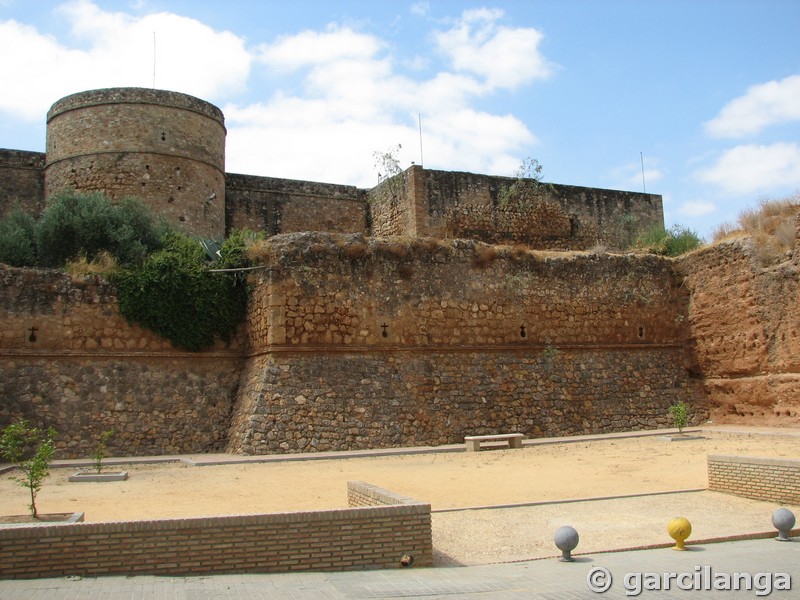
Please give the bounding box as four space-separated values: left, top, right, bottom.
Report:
0 191 168 268
711 194 799 265
0 205 37 267
498 157 552 209
634 224 703 257
112 229 254 352
370 144 405 205
0 191 257 352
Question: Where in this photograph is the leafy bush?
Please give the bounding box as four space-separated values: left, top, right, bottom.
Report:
0 206 37 266
113 231 252 351
668 401 689 433
34 191 166 267
0 192 255 352
636 224 703 256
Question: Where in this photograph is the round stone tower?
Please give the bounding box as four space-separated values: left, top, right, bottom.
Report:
45 87 226 238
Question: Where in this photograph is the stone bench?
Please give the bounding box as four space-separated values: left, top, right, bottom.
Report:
464 433 525 452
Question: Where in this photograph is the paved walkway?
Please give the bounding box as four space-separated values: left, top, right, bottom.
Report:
0 536 797 599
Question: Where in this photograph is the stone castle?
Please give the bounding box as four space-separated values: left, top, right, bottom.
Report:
1 87 798 458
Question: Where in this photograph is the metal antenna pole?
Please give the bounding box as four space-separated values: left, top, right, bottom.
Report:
153 32 157 88
640 151 646 193
418 113 424 166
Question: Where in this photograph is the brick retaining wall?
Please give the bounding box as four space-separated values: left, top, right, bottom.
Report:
707 454 800 505
0 481 432 579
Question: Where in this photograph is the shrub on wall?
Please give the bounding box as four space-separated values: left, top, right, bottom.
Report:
0 205 37 266
112 231 252 351
35 191 167 267
636 224 703 256
0 192 254 351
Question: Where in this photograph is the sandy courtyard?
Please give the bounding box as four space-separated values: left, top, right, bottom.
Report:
2 428 799 565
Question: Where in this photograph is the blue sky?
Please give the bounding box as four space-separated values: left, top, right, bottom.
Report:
1 1 799 241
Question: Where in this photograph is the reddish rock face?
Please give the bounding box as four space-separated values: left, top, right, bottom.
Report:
677 222 800 427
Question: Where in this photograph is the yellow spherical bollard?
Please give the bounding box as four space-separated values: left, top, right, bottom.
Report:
667 517 692 551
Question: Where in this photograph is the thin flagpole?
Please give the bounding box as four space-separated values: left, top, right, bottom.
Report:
153 32 157 88
418 113 424 166
640 151 646 193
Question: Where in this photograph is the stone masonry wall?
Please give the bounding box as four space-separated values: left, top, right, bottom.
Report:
225 173 367 237
421 170 663 250
0 265 243 457
0 149 45 219
227 232 706 454
675 224 800 426
44 88 227 238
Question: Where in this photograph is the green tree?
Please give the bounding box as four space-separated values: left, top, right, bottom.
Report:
0 206 37 266
91 429 115 474
0 420 57 518
668 401 689 433
35 191 166 267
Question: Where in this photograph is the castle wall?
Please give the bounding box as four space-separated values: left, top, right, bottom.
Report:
227 233 706 454
0 265 243 457
367 167 417 237
365 168 663 249
0 149 45 219
676 220 800 426
225 173 367 236
44 88 227 238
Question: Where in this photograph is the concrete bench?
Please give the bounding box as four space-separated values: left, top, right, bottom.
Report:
464 433 525 452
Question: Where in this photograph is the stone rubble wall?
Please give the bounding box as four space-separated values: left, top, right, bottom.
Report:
227 232 706 454
0 149 45 220
225 173 368 237
0 265 243 457
44 88 227 239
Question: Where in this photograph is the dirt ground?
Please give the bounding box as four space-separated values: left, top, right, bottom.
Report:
2 428 799 565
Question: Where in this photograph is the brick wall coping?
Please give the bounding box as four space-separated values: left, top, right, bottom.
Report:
347 480 427 507
708 454 800 469
0 503 428 543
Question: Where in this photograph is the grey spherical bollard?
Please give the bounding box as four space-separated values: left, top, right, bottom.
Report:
554 525 579 562
772 508 796 542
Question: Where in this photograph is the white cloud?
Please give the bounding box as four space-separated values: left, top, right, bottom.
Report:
1 2 548 189
695 143 800 195
410 2 430 17
677 200 716 217
609 158 664 192
226 8 545 186
0 0 251 120
705 74 800 138
433 8 552 90
256 25 383 72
